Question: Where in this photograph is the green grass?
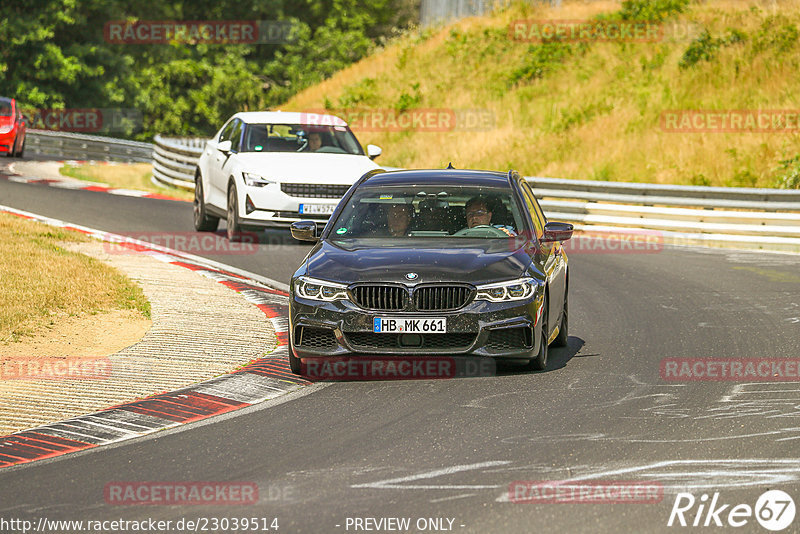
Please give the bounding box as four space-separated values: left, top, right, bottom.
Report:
0 213 150 343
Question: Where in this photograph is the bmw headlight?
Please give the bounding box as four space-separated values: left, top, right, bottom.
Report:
242 172 273 187
475 278 538 302
296 276 348 302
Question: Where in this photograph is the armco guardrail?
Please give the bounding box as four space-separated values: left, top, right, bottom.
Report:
531 177 800 252
26 129 152 163
151 135 205 191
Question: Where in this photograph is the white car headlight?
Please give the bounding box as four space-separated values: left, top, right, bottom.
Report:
243 172 273 187
0 126 12 134
475 278 538 302
296 276 349 302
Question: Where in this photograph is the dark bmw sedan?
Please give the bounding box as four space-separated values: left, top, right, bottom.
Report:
288 168 573 375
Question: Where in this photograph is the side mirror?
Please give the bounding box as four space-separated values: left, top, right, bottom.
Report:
291 221 318 242
541 221 574 243
217 140 232 153
366 144 382 160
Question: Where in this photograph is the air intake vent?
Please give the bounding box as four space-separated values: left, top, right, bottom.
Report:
486 327 532 351
296 326 337 349
345 332 476 351
281 183 350 198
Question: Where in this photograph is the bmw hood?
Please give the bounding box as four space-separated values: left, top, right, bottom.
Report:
305 239 531 286
235 152 380 185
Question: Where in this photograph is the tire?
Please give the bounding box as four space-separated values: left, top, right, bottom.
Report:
527 295 548 371
288 336 302 374
553 289 568 347
16 138 24 158
226 182 242 241
6 137 16 158
193 174 219 232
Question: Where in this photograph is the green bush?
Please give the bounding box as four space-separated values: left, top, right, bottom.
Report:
679 30 721 68
754 18 799 53
509 43 572 85
338 78 380 109
773 155 800 189
395 82 422 112
618 0 690 22
689 174 711 186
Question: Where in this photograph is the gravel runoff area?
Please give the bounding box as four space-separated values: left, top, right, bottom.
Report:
0 240 277 435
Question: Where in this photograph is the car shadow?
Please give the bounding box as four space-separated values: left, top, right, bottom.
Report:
495 336 586 376
296 339 587 382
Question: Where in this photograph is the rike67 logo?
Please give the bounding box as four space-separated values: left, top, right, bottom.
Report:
668 490 795 531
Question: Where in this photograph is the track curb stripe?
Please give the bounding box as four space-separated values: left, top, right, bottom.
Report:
1 167 188 202
0 206 302 469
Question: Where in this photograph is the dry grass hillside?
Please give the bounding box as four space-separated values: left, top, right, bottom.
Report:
285 0 800 188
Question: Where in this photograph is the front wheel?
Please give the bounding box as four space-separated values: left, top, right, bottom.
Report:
553 290 568 347
6 137 16 158
226 183 242 241
527 296 548 371
193 175 219 232
288 338 302 374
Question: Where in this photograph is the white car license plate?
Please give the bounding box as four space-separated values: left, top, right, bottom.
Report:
299 203 336 215
373 317 447 333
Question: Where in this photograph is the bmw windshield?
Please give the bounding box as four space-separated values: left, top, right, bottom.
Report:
328 185 528 240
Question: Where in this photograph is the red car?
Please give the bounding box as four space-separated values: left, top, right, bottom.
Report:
0 97 26 158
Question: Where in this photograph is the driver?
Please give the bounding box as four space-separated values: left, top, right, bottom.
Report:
463 196 516 236
386 203 413 237
307 132 323 151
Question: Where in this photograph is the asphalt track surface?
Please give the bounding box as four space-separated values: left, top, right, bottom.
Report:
2 158 800 533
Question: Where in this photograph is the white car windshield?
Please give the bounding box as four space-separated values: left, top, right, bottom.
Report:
329 185 527 240
241 123 364 155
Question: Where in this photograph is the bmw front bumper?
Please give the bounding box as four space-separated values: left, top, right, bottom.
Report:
289 290 546 362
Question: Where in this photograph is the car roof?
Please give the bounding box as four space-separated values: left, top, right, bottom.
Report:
361 169 512 188
231 111 347 126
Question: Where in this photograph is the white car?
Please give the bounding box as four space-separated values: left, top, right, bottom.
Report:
193 111 382 240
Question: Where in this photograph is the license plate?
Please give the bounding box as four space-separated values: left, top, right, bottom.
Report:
373 317 447 333
299 203 336 215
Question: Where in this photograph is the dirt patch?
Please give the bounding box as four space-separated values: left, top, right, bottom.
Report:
0 309 150 358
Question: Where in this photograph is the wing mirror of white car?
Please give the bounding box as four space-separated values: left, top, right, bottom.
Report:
217 140 232 153
366 144 382 160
